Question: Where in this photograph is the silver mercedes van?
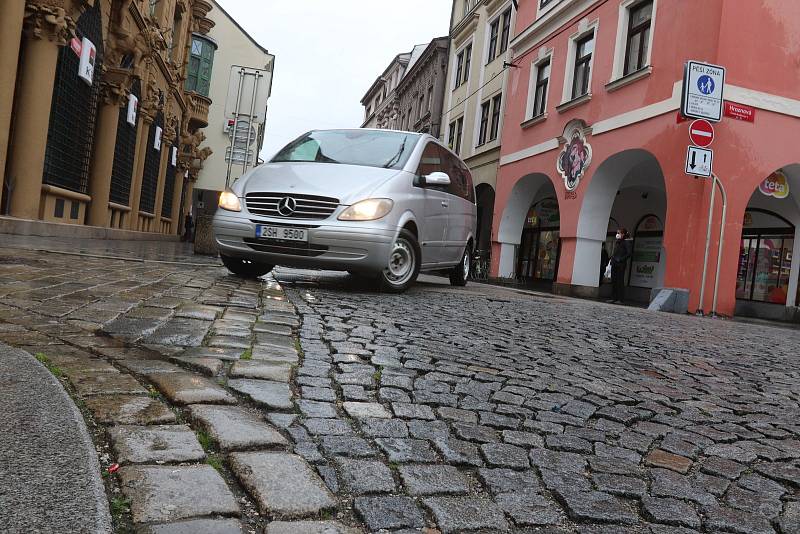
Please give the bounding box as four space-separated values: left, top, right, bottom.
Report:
212 129 477 292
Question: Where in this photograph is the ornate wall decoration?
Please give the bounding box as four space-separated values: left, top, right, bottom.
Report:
557 121 592 192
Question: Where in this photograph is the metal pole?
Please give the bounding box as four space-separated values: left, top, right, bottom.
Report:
711 176 728 317
242 71 261 174
697 174 717 316
226 67 246 188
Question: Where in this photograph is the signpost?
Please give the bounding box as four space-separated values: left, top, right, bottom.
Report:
681 60 726 122
688 119 714 147
685 146 713 178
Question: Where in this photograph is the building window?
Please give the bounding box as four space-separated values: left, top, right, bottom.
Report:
454 44 472 89
499 9 513 55
531 58 550 118
448 117 464 155
427 86 434 111
490 93 502 141
624 1 653 75
488 18 500 63
478 101 490 145
185 35 216 97
572 33 594 99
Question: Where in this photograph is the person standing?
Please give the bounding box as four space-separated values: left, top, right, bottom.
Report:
182 212 194 242
609 228 632 303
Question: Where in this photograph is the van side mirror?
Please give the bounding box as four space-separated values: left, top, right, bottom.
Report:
424 172 451 186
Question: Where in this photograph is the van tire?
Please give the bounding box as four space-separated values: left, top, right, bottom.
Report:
378 229 421 293
221 255 274 279
449 245 471 286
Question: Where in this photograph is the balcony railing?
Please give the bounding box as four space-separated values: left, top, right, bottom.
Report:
186 91 211 128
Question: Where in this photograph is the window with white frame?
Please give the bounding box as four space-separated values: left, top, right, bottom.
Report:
490 93 502 140
478 101 491 145
488 7 512 65
571 32 595 99
624 0 653 75
448 117 464 154
531 58 551 118
453 43 472 89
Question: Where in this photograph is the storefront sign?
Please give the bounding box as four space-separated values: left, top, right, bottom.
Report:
724 101 755 122
127 94 138 126
557 125 592 192
78 37 96 86
759 171 789 199
154 126 162 151
630 236 663 288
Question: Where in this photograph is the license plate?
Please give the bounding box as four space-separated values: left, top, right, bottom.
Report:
256 225 308 242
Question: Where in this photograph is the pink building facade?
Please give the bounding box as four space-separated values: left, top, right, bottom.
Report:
492 0 800 321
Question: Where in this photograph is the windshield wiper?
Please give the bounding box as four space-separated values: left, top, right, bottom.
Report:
382 138 407 168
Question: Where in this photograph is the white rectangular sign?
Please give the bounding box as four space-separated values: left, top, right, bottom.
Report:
127 94 138 126
154 126 162 151
224 65 273 123
682 60 725 122
685 146 713 177
171 146 178 166
78 37 96 86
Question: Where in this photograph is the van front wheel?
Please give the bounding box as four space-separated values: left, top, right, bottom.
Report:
449 245 471 286
378 230 420 293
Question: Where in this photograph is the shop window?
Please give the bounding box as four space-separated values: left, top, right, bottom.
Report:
736 210 794 305
517 198 560 282
629 214 664 288
42 3 103 194
185 35 217 97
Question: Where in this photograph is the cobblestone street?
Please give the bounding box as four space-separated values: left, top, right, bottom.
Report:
1 239 798 533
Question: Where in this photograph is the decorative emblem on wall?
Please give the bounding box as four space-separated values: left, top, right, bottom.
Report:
557 122 592 192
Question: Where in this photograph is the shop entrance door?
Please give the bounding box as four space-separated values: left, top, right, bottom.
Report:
516 198 560 285
736 234 794 304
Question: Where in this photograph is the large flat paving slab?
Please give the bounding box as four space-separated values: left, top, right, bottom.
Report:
227 379 293 410
83 394 176 425
189 404 288 451
229 452 336 518
120 465 239 524
109 425 205 464
148 371 237 405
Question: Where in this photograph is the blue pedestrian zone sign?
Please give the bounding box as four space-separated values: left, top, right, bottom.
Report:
682 61 725 122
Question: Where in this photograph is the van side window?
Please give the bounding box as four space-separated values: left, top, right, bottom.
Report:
441 150 471 201
416 142 448 192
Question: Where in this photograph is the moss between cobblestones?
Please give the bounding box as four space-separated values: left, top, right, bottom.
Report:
240 348 253 360
206 453 224 473
109 496 132 524
196 429 213 452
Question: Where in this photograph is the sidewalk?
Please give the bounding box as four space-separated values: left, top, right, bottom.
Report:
0 342 112 533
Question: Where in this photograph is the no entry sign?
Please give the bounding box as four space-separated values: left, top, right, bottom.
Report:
689 119 714 148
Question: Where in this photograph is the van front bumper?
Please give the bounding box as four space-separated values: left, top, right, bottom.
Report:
213 212 396 273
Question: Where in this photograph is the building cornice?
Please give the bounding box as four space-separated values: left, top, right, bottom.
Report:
452 12 481 49
510 0 599 57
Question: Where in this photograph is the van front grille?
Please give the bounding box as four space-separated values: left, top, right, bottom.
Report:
245 192 339 220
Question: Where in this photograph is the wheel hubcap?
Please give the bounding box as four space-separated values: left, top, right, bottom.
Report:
463 250 470 278
385 238 415 285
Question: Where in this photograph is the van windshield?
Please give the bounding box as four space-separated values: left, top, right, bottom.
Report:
271 130 421 170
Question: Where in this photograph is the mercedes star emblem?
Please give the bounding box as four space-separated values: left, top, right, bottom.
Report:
277 196 297 216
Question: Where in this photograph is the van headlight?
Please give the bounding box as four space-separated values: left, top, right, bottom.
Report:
218 189 242 212
338 198 394 221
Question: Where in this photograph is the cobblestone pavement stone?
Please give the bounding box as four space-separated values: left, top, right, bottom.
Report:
1 239 798 533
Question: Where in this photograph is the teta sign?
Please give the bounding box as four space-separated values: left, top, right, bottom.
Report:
681 61 725 122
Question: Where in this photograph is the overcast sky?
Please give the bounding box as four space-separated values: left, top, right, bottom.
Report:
216 0 453 161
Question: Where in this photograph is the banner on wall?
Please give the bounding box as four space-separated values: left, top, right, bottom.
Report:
127 94 138 126
154 126 162 151
78 37 96 86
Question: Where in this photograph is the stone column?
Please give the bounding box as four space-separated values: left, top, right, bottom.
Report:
7 5 74 220
86 74 130 227
127 113 153 230
0 0 26 210
152 137 172 228
170 167 187 235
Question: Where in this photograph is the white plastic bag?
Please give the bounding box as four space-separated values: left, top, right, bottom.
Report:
604 261 612 279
